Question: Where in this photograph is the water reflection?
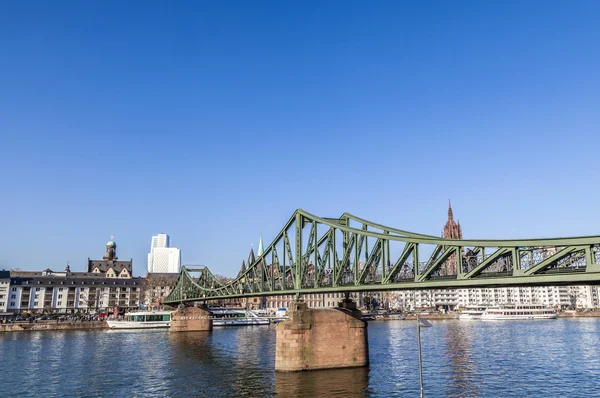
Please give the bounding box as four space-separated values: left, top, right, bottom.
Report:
169 330 215 363
443 322 479 397
275 367 370 397
2 320 600 397
169 328 276 397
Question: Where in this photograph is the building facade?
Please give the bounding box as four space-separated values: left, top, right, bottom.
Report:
7 267 141 314
4 238 141 315
0 270 10 313
87 237 133 278
147 234 181 273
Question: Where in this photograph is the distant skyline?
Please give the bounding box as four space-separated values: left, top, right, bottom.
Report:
1 2 599 276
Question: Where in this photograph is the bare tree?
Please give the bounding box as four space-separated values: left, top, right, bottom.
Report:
141 273 178 306
78 290 97 313
213 274 234 285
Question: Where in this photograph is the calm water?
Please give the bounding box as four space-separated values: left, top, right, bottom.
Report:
1 319 599 397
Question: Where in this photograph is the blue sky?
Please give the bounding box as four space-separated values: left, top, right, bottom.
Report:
1 1 599 276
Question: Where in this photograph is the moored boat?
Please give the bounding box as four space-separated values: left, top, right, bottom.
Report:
459 305 487 320
106 310 173 329
209 308 271 326
481 304 557 320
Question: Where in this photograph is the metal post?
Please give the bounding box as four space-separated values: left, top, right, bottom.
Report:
417 315 424 398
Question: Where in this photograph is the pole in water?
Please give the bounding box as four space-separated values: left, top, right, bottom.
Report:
417 315 424 398
417 315 432 397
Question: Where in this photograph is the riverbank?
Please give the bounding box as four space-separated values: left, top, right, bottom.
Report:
557 311 600 318
373 311 600 321
373 313 457 321
0 321 107 332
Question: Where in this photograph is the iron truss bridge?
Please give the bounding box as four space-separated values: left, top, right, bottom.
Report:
164 209 600 304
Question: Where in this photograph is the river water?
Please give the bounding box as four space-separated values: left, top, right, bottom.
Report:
1 319 599 397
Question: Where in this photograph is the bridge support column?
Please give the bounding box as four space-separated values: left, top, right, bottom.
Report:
275 300 368 372
170 305 212 332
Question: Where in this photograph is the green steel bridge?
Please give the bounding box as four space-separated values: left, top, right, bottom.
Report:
164 209 600 304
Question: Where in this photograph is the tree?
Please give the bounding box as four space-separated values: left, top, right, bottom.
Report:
213 274 234 285
78 290 97 313
141 273 178 306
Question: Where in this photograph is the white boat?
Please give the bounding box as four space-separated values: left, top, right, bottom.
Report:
459 305 487 320
209 308 271 326
481 304 557 321
106 310 173 329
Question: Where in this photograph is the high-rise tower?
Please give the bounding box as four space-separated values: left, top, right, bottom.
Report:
147 234 181 273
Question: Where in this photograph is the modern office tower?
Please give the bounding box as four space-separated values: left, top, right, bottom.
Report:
147 234 181 273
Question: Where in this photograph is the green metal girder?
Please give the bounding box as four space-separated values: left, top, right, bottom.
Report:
418 246 456 281
463 248 511 279
383 242 415 284
164 267 600 303
357 239 382 285
523 246 586 275
335 233 356 285
162 208 600 305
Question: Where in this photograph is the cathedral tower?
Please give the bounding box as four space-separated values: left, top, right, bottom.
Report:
442 201 463 275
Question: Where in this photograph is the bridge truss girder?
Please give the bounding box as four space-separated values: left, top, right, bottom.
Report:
164 209 600 304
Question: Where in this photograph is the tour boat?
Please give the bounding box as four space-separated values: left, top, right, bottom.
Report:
458 305 487 320
481 304 557 321
106 310 173 329
209 308 271 326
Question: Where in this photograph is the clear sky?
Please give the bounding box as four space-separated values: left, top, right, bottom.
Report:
1 1 599 277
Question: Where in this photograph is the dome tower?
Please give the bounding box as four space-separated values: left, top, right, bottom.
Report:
103 236 118 260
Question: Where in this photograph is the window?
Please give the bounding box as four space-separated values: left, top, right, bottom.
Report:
59 288 63 291
0 302 4 307
35 287 41 291
12 287 16 292
58 295 63 299
11 294 15 299
34 301 39 306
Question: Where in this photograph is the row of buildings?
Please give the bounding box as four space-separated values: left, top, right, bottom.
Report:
253 286 600 311
3 203 600 314
0 233 182 315
0 239 142 315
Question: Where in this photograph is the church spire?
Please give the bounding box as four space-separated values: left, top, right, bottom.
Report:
448 199 454 221
257 236 264 257
248 248 256 266
238 260 246 277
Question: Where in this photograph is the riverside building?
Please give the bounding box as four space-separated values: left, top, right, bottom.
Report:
6 238 142 315
0 270 10 313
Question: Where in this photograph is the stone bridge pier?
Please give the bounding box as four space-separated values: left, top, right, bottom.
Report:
275 299 369 371
170 305 213 332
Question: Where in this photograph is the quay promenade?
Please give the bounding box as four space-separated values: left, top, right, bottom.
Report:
1 319 107 333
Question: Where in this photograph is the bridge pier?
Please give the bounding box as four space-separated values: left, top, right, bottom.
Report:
275 299 369 372
170 305 213 332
